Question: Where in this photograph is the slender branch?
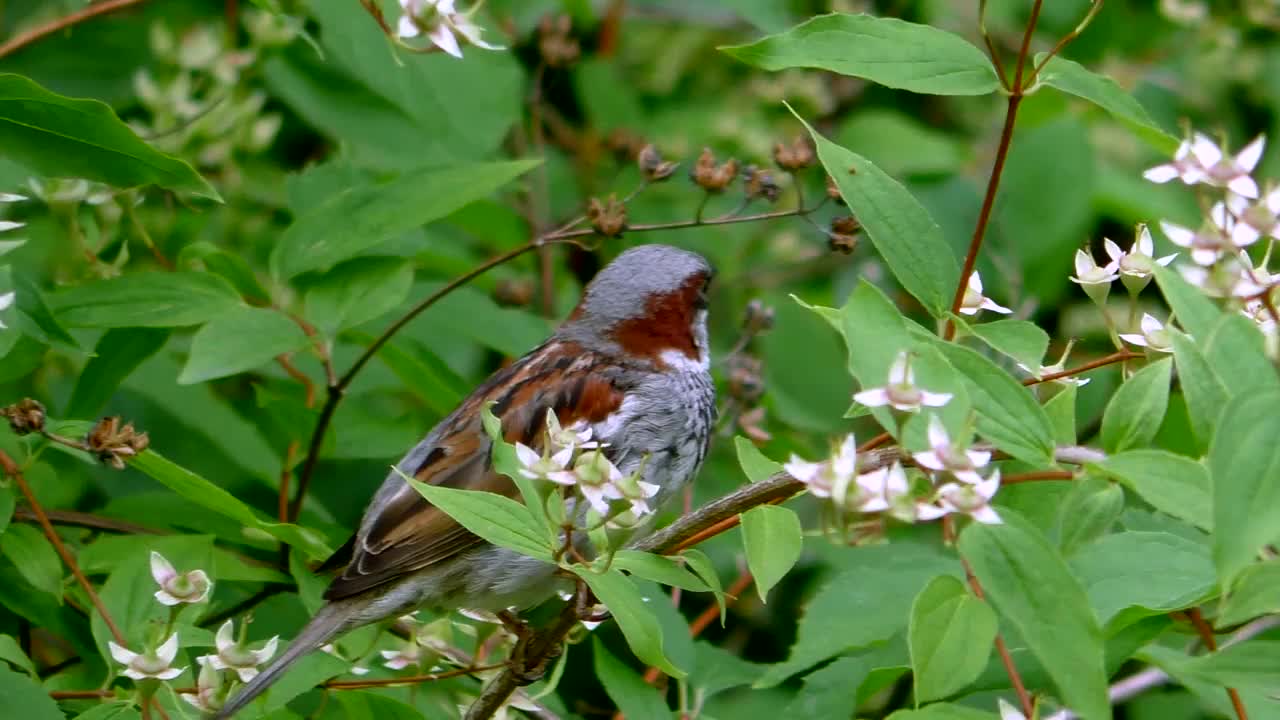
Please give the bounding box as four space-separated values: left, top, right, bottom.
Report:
49 689 114 699
1185 608 1250 720
0 450 125 645
0 0 148 59
13 507 164 535
1029 1 1105 83
322 663 506 689
1003 469 1074 484
544 205 817 241
276 355 315 408
944 0 1044 340
1022 351 1141 386
977 0 1010 90
962 554 1035 717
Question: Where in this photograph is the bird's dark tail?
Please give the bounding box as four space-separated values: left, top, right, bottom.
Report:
211 601 357 719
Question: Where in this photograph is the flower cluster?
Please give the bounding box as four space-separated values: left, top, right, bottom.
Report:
395 0 502 58
784 415 1002 533
1142 132 1278 350
515 411 659 520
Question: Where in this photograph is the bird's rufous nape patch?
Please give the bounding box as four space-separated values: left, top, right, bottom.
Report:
609 273 707 363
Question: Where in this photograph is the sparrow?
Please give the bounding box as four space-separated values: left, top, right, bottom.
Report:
214 244 716 718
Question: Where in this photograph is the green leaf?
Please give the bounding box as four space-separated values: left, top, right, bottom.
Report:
1175 640 1280 695
252 651 349 716
50 272 242 328
722 14 999 95
573 566 684 678
839 280 912 382
1203 314 1280 398
0 525 62 598
0 635 35 676
934 342 1055 463
0 665 63 720
1069 531 1216 626
1169 330 1228 453
271 159 540 279
1209 391 1280 586
1096 450 1212 531
968 319 1049 371
332 691 427 720
0 74 218 200
177 241 270 302
734 436 782 483
72 703 139 720
740 505 803 602
303 257 414 337
798 114 959 317
180 306 309 384
612 550 711 593
1056 476 1124 556
357 334 467 417
681 549 727 625
1033 55 1178 153
407 475 553 562
887 704 996 720
0 485 13 537
1100 357 1171 453
1219 561 1280 626
128 450 332 559
757 543 959 686
959 510 1109 720
836 109 967 177
593 637 670 720
1153 265 1221 340
908 575 997 702
65 327 169 418
1044 383 1078 445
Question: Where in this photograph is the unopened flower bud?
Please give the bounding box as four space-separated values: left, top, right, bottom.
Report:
691 148 738 193
742 165 780 203
637 144 678 183
773 136 816 171
829 216 860 254
826 174 845 204
587 195 627 237
538 15 580 68
743 299 775 335
86 416 150 470
1 398 45 435
727 355 765 404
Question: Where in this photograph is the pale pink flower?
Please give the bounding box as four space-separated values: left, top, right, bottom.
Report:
853 352 952 412
958 271 1012 316
1104 226 1176 293
935 472 1003 525
784 435 856 500
181 660 225 713
150 551 212 606
396 0 503 58
912 415 991 485
109 633 184 681
197 620 278 682
1119 313 1174 353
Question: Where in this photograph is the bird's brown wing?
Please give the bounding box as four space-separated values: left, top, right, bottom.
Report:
324 343 627 600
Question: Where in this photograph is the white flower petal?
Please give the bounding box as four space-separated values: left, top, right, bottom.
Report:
156 667 185 680
1118 333 1148 347
1142 165 1180 183
0 193 26 202
156 633 181 664
580 483 611 514
974 471 1002 500
514 443 540 468
1236 135 1266 172
1229 175 1260 199
253 636 279 664
0 220 24 232
235 666 259 683
1104 238 1124 261
784 457 821 485
966 450 992 467
852 388 890 407
913 450 946 472
149 551 177 586
122 668 149 680
1190 133 1223 166
968 271 984 294
396 14 421 38
1139 313 1163 334
154 590 181 606
915 503 951 521
1136 226 1154 256
980 298 1013 314
970 505 1003 525
428 24 463 58
888 352 910 385
215 620 236 653
108 642 138 666
920 391 953 408
1073 249 1094 277
926 414 949 449
1159 221 1195 248
1156 253 1177 267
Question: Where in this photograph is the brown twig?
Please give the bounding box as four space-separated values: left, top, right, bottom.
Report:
0 450 126 645
1022 351 1140 386
0 0 149 59
322 663 506 690
276 356 315 409
13 508 164 535
1029 1 1105 83
1185 608 1250 720
49 689 114 699
1002 469 1074 484
962 554 1035 717
944 0 1044 340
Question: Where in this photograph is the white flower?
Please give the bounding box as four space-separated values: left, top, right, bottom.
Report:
0 221 23 233
1160 218 1241 266
997 698 1027 720
380 638 422 670
0 193 25 203
321 643 369 676
1069 249 1119 304
1119 313 1174 353
197 620 278 683
1145 132 1264 198
181 660 225 713
784 435 856 500
548 450 625 515
609 472 660 517
1220 187 1280 247
396 0 503 59
150 551 213 606
912 415 991 485
1179 253 1270 298
854 462 909 515
544 410 598 453
1104 226 1176 294
0 291 14 331
109 633 184 681
958 271 1012 316
1017 339 1091 387
1143 135 1207 185
853 352 953 412
935 471 1003 525
514 442 574 482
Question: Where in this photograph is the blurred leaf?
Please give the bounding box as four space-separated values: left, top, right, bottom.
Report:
682 548 726 624
177 242 271 303
1100 357 1171 453
50 272 242 328
303 257 414 337
837 109 967 176
959 510 1109 720
907 575 997 702
723 14 999 95
1034 55 1178 153
0 485 12 536
1174 640 1280 695
1203 314 1280 398
594 637 669 720
0 74 218 200
1055 476 1124 556
1096 450 1212 531
1069 531 1215 626
357 333 467 416
180 306 310 384
66 327 170 418
573 566 684 678
1153 265 1221 340
1219 561 1280 626
839 280 912 383
761 294 852 433
0 524 62 599
331 692 424 720
933 342 1055 463
1210 391 1280 587
968 319 1049 371
576 59 645 131
740 505 802 602
272 160 540 279
253 651 350 716
757 543 959 686
405 283 552 359
887 704 995 720
0 665 62 720
0 635 34 676
734 436 782 483
407 477 553 562
613 550 711 593
690 641 764 698
1169 330 1228 454
801 114 960 317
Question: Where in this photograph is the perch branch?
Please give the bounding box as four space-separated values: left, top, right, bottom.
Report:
0 0 148 59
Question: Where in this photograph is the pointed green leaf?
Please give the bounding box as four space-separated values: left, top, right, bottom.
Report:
50 272 241 328
968 319 1049 371
573 566 684 678
934 342 1055 463
1210 391 1280 586
1100 358 1172 453
593 637 670 720
612 551 711 593
740 505 803 602
1070 531 1216 626
1097 450 1212 531
1219 561 1280 626
0 665 63 720
1034 55 1178 153
180 306 310 384
407 475 553 562
908 575 997 702
734 436 783 483
1169 330 1228 453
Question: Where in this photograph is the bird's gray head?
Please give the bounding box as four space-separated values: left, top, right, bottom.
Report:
559 244 714 366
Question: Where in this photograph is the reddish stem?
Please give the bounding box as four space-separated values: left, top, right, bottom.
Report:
0 0 148 59
962 555 1035 717
1023 351 1141 386
1186 609 1250 720
1003 470 1074 484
